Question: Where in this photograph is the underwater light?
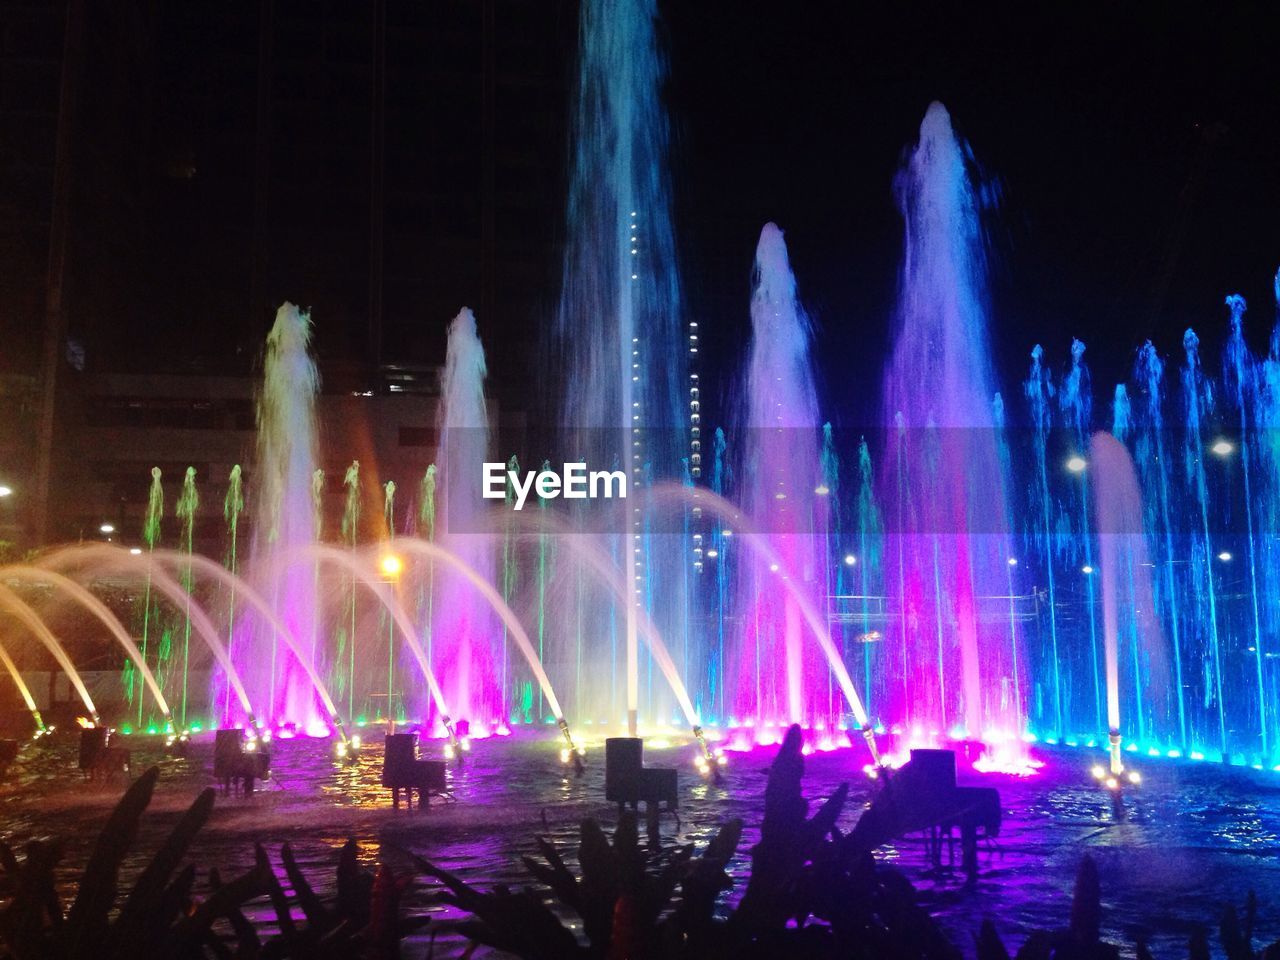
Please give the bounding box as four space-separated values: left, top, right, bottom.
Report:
706 548 718 558
1211 439 1235 457
1007 557 1018 566
1081 564 1094 574
1218 551 1233 562
844 554 857 566
1065 455 1087 473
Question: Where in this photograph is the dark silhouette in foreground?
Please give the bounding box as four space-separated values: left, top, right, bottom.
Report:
0 728 1273 958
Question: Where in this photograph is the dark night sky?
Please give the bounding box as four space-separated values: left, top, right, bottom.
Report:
661 0 1280 428
19 1 1280 432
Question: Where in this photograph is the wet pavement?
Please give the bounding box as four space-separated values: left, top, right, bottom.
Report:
2 731 1280 957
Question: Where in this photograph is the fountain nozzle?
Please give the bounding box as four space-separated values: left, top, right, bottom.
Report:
441 715 465 767
860 723 882 767
557 717 585 776
692 724 725 784
1108 729 1123 776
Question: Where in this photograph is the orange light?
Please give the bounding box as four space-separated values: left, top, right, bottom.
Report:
380 554 403 578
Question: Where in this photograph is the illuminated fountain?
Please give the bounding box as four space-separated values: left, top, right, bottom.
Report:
880 102 1022 762
430 307 501 733
732 223 828 732
553 0 690 736
9 43 1280 792
230 302 324 730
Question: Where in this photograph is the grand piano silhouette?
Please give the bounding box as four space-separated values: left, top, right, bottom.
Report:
852 748 1001 883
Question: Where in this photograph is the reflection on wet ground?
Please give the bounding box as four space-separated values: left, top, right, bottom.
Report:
3 732 1280 956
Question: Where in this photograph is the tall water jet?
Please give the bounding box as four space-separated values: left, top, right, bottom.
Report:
1134 341 1187 745
1181 328 1227 754
735 222 825 730
383 479 398 723
249 302 322 727
175 466 198 726
1024 345 1064 735
555 0 688 734
1061 340 1103 734
340 460 360 719
881 102 1019 744
222 465 243 723
1092 431 1166 773
1222 294 1268 755
433 307 499 730
134 467 163 725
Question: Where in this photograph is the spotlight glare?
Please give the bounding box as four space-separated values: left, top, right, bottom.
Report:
1065 455 1087 473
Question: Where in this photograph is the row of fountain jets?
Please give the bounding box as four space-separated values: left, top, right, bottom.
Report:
7 0 1280 777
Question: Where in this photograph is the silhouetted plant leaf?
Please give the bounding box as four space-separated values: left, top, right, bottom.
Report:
65 765 159 956
976 918 1010 960
111 783 215 952
1069 855 1101 944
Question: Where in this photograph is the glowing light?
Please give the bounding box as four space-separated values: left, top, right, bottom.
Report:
1081 564 1094 574
1127 770 1141 784
1217 551 1233 562
844 554 857 566
1105 777 1119 790
814 484 830 495
1211 439 1235 457
380 553 404 577
1007 557 1018 566
0 485 11 497
705 549 718 558
129 547 143 555
1091 764 1106 780
99 523 115 534
769 563 780 573
1065 455 1087 473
